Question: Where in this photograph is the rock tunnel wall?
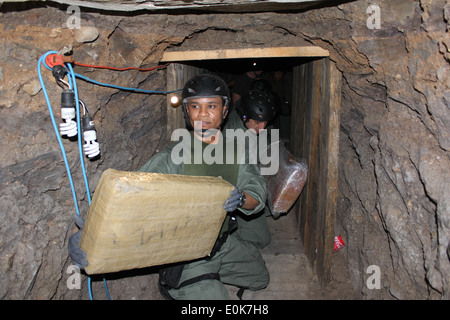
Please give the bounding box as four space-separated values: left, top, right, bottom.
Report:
0 0 448 299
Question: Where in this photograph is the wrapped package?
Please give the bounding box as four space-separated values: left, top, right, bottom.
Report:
260 141 308 217
79 169 234 275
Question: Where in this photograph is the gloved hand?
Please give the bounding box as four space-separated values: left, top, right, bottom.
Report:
68 214 88 269
223 187 243 212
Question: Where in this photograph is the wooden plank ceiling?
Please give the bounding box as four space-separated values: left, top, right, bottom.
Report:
161 46 330 62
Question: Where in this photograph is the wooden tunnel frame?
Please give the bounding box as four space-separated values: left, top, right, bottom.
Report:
162 46 342 286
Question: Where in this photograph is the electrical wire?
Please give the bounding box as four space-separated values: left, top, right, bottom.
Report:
38 51 92 298
66 63 92 205
39 51 179 301
79 100 90 117
74 61 171 71
42 53 181 95
38 51 111 301
67 63 112 300
73 72 181 94
37 51 80 217
68 62 112 300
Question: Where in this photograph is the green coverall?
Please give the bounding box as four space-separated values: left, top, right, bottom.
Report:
222 109 272 249
138 132 269 299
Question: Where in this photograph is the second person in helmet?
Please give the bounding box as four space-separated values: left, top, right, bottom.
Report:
236 88 279 135
223 80 279 136
221 80 280 250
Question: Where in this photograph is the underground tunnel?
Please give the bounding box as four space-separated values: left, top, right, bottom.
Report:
0 0 449 302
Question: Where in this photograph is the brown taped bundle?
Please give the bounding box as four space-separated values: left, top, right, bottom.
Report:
261 141 308 217
79 169 234 275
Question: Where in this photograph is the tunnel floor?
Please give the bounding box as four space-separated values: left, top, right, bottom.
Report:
90 207 357 300
226 211 357 300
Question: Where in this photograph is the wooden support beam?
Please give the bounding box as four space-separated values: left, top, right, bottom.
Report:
291 58 341 286
161 46 329 62
318 60 341 285
166 63 202 141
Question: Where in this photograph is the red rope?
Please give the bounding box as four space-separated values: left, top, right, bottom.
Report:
73 61 171 71
42 53 170 71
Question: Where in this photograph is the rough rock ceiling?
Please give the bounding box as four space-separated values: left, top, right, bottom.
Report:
3 0 339 13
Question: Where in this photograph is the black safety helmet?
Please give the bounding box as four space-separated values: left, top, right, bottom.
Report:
236 89 279 123
181 73 230 130
249 79 272 92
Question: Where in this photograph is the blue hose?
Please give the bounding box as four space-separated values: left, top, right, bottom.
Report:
37 51 80 216
40 57 181 95
38 52 110 300
39 51 178 300
73 72 181 94
66 63 112 300
66 63 92 204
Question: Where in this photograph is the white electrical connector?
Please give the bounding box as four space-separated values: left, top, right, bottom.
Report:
82 115 100 158
60 89 77 137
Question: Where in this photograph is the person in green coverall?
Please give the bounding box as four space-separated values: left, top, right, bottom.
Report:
222 85 279 250
69 73 269 300
141 73 270 300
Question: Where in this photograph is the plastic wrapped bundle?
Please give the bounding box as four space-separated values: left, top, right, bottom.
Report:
79 169 234 275
260 141 308 217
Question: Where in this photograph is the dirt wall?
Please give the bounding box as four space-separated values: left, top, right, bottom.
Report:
0 0 448 299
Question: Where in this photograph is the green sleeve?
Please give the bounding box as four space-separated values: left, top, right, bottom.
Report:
236 161 267 216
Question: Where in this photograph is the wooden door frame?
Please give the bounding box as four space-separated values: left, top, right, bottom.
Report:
291 58 342 285
165 63 201 141
163 46 330 141
163 47 341 285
